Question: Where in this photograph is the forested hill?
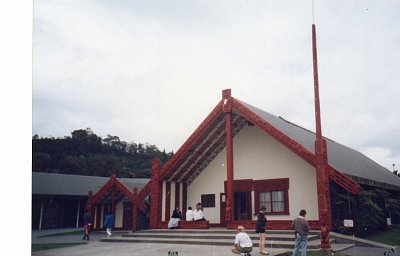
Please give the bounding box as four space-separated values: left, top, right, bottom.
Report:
32 128 173 178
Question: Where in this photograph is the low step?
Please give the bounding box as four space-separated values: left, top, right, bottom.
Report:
123 232 320 242
101 230 334 249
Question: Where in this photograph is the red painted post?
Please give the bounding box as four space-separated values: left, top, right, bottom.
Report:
312 24 332 251
165 182 171 222
150 158 160 229
111 174 116 214
223 89 234 223
132 187 138 232
175 182 180 209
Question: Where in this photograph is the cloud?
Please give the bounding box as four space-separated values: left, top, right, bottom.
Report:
33 0 400 170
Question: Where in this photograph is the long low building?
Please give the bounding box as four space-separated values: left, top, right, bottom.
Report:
32 172 149 230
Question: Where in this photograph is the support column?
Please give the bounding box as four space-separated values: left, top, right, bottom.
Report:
150 158 160 229
87 191 94 223
132 187 138 232
223 89 234 222
111 174 116 214
76 199 80 228
39 197 44 230
312 24 332 254
175 182 180 209
182 183 187 219
165 182 171 221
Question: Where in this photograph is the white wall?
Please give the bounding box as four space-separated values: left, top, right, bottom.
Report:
162 181 166 221
115 201 123 228
187 125 319 223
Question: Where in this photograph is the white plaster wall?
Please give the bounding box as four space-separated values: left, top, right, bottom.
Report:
115 201 123 228
161 181 166 221
187 125 319 223
187 150 227 223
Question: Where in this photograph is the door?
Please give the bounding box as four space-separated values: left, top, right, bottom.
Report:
234 191 252 220
123 201 133 230
220 193 226 225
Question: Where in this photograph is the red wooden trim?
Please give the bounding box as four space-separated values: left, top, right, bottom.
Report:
159 100 224 180
90 174 149 214
182 183 187 219
224 179 254 192
159 220 210 229
165 181 171 221
179 220 210 229
253 178 290 215
175 182 180 209
253 178 289 191
95 204 101 229
328 165 360 194
131 202 137 232
225 107 234 223
179 130 226 181
149 158 160 229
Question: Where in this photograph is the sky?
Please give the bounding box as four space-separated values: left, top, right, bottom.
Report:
32 0 400 172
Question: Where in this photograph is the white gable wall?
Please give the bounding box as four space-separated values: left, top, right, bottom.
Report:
187 125 318 223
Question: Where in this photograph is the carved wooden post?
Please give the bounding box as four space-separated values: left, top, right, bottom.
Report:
86 191 93 213
111 174 117 214
132 187 138 232
150 158 160 229
223 89 234 223
312 24 332 254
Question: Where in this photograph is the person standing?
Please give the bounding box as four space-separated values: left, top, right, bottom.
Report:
103 211 115 238
256 205 268 255
82 211 92 241
185 206 194 221
292 209 310 256
231 226 253 255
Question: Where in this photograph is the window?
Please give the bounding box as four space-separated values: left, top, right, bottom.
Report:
201 194 215 208
254 178 289 215
259 191 285 213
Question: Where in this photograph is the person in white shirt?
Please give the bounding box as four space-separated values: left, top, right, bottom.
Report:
231 226 253 255
193 203 205 221
185 206 194 221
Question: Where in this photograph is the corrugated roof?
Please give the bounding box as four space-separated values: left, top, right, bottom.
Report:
32 172 150 196
239 100 400 189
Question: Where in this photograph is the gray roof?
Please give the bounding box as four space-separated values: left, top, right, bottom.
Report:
32 172 150 196
239 100 400 190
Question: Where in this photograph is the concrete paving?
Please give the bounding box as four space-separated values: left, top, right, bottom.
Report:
32 228 287 256
32 228 397 256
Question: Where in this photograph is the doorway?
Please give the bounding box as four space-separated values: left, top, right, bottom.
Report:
234 191 251 220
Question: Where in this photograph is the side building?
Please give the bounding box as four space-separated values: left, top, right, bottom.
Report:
32 172 149 230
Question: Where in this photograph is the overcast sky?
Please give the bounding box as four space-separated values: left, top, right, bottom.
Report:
33 0 400 171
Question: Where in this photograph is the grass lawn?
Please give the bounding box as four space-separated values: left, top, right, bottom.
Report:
32 242 87 252
37 230 84 238
365 228 400 246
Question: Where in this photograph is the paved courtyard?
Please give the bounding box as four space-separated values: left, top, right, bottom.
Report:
32 228 394 256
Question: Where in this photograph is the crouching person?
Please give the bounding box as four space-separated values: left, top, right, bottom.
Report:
231 226 253 256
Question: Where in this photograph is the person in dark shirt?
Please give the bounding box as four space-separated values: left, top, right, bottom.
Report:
256 205 269 255
168 206 182 229
292 209 310 256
